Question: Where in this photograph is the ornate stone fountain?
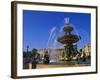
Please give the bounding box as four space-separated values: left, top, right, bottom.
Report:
57 18 81 61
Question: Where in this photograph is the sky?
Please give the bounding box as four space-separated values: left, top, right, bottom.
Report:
23 10 91 51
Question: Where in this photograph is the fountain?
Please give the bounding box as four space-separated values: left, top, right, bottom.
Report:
57 18 81 61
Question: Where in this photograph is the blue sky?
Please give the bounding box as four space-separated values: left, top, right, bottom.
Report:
23 10 91 51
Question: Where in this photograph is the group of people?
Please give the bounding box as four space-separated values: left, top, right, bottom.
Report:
23 49 50 69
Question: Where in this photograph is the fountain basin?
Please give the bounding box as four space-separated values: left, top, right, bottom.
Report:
57 35 81 44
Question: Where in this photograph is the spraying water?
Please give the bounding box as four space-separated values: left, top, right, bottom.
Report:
59 17 70 35
46 17 81 63
64 17 70 24
46 26 57 63
47 27 56 47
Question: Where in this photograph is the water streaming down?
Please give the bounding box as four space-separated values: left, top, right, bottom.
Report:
72 24 81 51
72 23 89 51
50 38 58 63
46 26 57 63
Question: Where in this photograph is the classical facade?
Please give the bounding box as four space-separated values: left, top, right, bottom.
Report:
37 46 78 63
36 43 91 63
37 48 64 63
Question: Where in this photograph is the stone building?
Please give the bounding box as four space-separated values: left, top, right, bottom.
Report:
37 48 64 63
37 45 78 63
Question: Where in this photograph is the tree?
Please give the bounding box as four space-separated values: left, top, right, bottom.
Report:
31 48 38 57
31 48 41 63
31 48 38 69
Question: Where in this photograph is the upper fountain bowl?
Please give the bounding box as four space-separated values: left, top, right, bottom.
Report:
63 24 73 32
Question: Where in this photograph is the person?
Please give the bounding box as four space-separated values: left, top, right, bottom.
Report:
31 56 37 69
82 52 86 62
43 51 50 64
31 48 38 69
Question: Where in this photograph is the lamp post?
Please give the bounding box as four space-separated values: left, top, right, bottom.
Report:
27 45 29 53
